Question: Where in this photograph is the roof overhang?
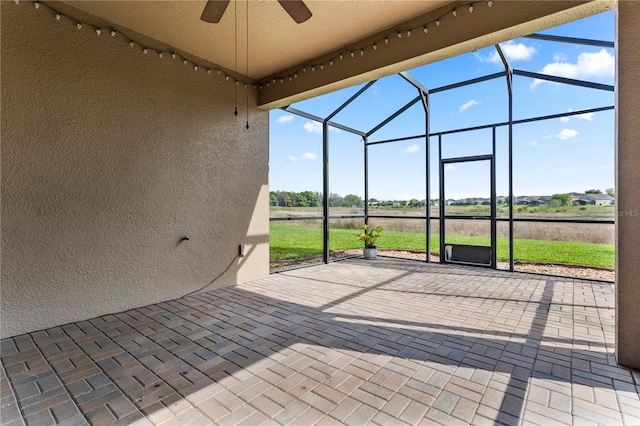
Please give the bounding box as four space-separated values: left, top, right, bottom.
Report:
52 0 616 109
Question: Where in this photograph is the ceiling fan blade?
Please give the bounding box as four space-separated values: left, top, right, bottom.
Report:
201 0 230 23
277 0 312 24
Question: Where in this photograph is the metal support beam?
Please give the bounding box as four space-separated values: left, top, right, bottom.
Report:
491 127 497 269
524 33 614 48
366 96 421 137
430 72 506 94
508 69 514 272
424 91 431 263
325 81 377 122
514 69 614 91
438 135 444 264
364 136 369 227
322 122 330 264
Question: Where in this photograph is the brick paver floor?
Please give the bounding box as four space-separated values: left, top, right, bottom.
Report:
2 258 639 425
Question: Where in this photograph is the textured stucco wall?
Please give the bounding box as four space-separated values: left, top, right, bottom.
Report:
615 1 640 371
1 3 269 338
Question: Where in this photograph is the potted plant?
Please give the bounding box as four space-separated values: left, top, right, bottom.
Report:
358 224 383 260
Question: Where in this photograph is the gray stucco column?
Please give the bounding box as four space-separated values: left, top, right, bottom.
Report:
615 1 640 370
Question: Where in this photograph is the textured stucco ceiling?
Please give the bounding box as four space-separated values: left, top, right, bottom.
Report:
52 0 615 108
61 0 451 79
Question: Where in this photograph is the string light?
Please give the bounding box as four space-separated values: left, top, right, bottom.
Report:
19 0 486 91
488 0 492 7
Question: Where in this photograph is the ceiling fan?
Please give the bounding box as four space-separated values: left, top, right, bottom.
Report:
201 0 312 24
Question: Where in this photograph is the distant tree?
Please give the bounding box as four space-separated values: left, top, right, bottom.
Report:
408 199 419 208
328 193 343 207
368 198 378 203
296 193 308 207
550 193 572 207
269 192 278 206
276 192 291 207
299 191 319 207
342 194 363 208
585 189 603 194
605 188 615 197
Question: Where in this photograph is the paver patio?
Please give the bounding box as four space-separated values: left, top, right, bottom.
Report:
1 258 639 425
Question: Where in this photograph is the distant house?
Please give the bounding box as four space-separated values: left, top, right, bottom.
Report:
579 194 615 206
516 197 530 205
570 192 585 206
529 196 551 206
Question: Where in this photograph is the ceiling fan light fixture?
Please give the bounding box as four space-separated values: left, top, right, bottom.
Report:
201 0 312 24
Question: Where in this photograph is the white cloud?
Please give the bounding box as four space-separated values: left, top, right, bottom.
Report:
276 115 294 124
303 121 322 134
560 108 596 123
476 41 537 64
288 155 297 162
556 128 579 140
529 140 538 147
403 144 420 154
531 49 614 88
301 152 318 161
543 134 554 140
445 164 455 171
303 121 339 134
459 100 480 113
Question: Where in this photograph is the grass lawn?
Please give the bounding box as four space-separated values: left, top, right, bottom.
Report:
270 224 615 268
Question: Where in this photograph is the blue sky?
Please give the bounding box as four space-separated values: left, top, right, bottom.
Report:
269 11 615 201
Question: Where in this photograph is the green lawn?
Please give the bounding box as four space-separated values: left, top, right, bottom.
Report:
270 224 615 268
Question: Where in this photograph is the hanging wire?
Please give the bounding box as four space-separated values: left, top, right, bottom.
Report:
234 0 238 116
246 0 250 129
